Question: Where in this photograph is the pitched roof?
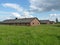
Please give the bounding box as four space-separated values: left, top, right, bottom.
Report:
40 20 55 24
2 17 38 23
40 20 50 23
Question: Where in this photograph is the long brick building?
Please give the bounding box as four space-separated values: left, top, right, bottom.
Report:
1 17 40 26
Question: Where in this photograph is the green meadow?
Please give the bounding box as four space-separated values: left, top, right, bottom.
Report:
0 24 60 45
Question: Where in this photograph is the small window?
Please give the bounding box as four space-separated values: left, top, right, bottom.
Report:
33 23 34 24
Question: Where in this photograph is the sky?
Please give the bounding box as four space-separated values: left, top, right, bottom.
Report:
0 0 60 21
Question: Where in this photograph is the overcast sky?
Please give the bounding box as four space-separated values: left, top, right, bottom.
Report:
0 0 60 21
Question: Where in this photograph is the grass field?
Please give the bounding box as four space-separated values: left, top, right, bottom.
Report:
0 24 60 45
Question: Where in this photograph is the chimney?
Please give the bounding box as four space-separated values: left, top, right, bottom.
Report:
15 18 18 20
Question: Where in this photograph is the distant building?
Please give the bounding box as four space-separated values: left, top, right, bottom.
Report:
40 20 55 24
50 21 55 24
0 17 40 26
40 20 50 24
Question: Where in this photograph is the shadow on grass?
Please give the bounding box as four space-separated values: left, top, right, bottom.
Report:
46 33 60 40
56 36 60 40
53 24 60 27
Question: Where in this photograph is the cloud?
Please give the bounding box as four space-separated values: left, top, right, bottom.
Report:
11 12 22 18
49 14 57 17
12 12 33 18
29 0 60 12
2 3 34 19
6 17 12 19
49 14 60 17
49 14 60 21
2 3 23 12
0 11 12 14
0 15 13 21
23 11 33 18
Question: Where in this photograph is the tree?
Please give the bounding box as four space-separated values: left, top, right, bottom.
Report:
56 18 58 23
